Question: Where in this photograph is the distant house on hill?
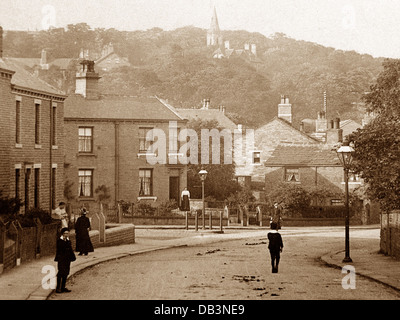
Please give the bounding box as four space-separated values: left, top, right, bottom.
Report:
206 7 262 68
93 43 131 71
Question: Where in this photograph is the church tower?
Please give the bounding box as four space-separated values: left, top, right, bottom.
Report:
207 6 223 46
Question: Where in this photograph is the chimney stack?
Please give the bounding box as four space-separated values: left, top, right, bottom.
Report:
202 98 210 110
326 118 343 144
40 49 49 70
0 26 3 58
75 60 101 99
278 95 292 124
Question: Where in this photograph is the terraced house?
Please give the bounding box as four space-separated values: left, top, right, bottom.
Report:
63 60 188 209
0 27 67 213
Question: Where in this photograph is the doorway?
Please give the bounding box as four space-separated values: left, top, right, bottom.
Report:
169 176 180 207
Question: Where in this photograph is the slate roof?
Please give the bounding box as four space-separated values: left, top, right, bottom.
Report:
264 144 341 167
64 94 185 121
0 58 66 97
8 57 75 70
176 108 237 131
257 117 320 143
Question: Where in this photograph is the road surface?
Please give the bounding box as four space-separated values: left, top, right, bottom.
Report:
49 227 400 300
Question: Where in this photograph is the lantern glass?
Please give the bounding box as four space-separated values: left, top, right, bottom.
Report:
199 169 208 181
336 145 355 169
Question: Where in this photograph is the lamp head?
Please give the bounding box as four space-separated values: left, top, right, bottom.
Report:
336 142 355 169
199 169 208 181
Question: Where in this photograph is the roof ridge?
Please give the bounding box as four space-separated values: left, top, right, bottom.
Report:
154 96 186 121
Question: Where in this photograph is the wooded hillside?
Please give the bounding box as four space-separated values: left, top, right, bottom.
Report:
3 24 384 127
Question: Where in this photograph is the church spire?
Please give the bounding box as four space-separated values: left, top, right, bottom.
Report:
207 6 223 46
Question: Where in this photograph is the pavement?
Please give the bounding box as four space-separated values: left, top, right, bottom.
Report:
0 224 399 300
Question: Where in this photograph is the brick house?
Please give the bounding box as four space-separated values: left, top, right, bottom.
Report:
233 95 370 207
0 28 67 213
263 144 351 203
64 60 188 209
235 96 320 189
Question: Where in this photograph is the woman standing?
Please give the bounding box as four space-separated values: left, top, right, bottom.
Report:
54 228 76 293
75 208 94 256
181 187 190 212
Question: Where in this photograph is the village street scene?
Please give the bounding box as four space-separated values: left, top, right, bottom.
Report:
0 0 400 308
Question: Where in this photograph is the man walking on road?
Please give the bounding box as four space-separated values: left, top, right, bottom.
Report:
268 222 284 273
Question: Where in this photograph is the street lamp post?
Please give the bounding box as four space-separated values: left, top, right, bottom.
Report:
199 169 208 230
336 142 355 263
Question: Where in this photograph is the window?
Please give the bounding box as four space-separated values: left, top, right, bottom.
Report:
35 103 40 144
34 168 40 208
15 168 20 200
169 126 181 154
16 100 21 144
252 151 261 164
52 105 57 146
78 170 93 197
139 169 153 196
285 168 300 182
331 199 344 206
52 167 56 210
139 127 153 153
348 171 361 183
78 127 93 153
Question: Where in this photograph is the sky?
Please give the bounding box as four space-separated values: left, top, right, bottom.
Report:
1 0 400 58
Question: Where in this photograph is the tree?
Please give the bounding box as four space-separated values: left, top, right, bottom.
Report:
350 59 400 212
0 190 24 222
265 183 311 217
186 119 240 201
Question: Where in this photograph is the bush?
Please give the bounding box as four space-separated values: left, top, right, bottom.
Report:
118 200 134 215
157 200 178 216
17 208 55 227
134 202 156 216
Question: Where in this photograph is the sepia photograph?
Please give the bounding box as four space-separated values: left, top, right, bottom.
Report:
0 0 399 311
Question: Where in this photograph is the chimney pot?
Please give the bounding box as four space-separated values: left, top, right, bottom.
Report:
334 118 340 129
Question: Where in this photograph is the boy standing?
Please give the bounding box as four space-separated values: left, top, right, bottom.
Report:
267 222 284 273
54 228 76 293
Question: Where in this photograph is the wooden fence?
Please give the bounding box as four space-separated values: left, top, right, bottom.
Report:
0 219 60 274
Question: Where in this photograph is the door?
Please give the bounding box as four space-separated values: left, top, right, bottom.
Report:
169 177 180 207
25 168 31 214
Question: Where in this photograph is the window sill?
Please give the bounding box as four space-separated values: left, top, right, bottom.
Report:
78 153 96 157
168 153 184 157
15 144 23 149
52 145 58 150
137 196 157 202
35 144 42 149
137 153 157 158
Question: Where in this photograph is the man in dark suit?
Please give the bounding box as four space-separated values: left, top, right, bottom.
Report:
54 227 76 293
267 222 284 273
